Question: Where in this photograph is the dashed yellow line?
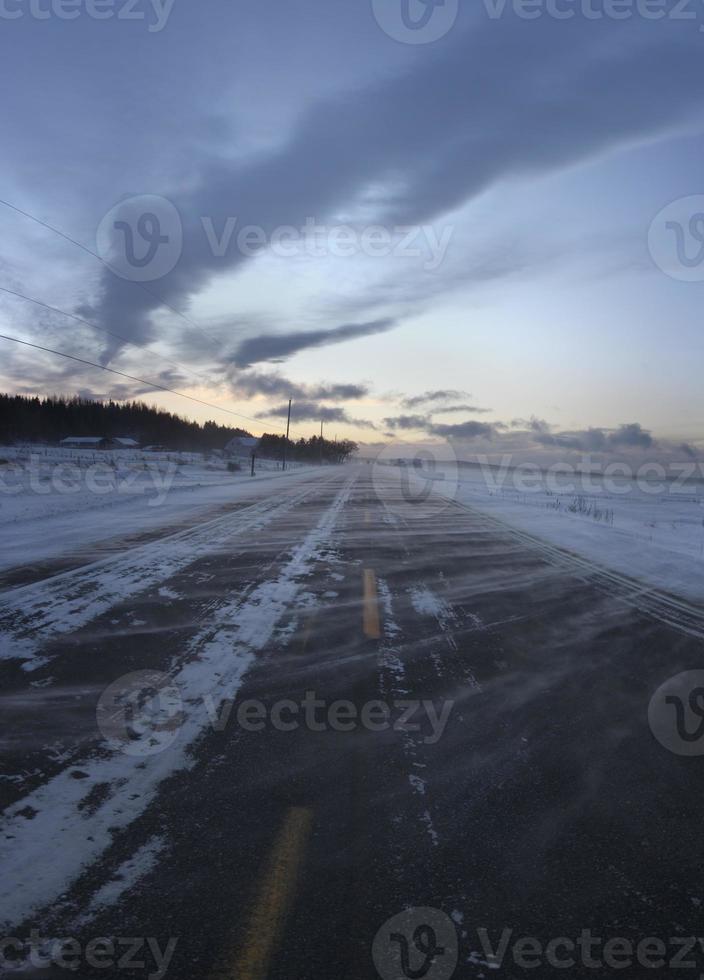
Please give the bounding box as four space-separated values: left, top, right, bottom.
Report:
210 806 314 980
362 568 381 639
299 610 318 655
364 508 371 525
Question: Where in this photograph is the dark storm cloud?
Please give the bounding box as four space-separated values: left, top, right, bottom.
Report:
383 414 430 430
511 417 552 434
428 420 497 439
384 416 658 448
257 400 376 428
608 423 654 449
88 16 704 361
536 422 655 452
679 442 697 459
228 370 369 402
230 318 396 368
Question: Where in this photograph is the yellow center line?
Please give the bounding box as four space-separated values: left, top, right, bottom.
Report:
299 610 318 655
362 568 381 640
210 806 314 980
364 508 371 525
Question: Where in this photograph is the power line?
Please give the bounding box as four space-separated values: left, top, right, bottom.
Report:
0 284 300 439
0 196 222 351
0 331 287 433
0 284 216 390
0 199 308 440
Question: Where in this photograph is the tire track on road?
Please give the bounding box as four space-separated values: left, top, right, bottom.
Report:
449 497 704 640
0 474 356 932
0 475 336 667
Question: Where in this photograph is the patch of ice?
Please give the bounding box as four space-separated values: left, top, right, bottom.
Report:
0 482 318 668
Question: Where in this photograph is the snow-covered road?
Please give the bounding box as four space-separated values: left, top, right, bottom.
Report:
2 465 704 980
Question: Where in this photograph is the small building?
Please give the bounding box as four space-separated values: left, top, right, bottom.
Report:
60 436 108 449
111 437 140 449
225 436 260 457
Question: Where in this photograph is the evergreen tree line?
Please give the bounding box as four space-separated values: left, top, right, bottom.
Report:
257 433 358 464
0 394 359 462
0 394 250 451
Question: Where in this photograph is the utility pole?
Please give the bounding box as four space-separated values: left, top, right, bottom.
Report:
319 419 324 466
282 398 291 471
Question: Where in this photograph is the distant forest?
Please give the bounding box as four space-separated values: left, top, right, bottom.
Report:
0 394 358 462
258 433 358 465
0 394 249 451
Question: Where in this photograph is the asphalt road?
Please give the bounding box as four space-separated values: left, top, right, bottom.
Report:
2 464 704 980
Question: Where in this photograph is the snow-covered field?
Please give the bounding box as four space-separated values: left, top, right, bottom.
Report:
0 445 315 574
445 463 704 603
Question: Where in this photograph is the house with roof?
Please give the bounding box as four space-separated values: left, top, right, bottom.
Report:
111 437 140 449
224 435 260 458
60 436 109 449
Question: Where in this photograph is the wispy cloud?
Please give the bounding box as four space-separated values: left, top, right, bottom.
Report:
85 17 704 363
429 403 492 415
230 318 397 368
402 389 470 409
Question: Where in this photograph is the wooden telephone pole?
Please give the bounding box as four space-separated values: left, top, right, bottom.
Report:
282 398 292 471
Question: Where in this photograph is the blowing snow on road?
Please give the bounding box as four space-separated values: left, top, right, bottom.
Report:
1 463 704 978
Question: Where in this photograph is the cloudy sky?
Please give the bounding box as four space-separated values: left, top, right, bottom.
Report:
1 0 703 462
